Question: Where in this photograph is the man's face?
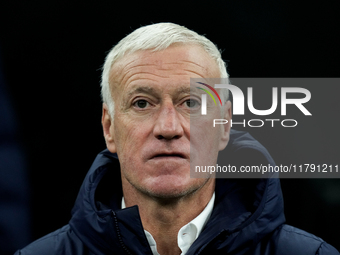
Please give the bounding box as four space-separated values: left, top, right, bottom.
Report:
102 44 231 199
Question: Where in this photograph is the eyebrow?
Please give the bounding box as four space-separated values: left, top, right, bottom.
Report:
126 86 158 98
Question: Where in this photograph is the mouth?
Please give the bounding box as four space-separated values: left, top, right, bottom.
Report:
149 152 187 160
153 153 185 159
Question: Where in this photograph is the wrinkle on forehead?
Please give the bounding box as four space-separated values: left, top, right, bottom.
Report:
109 45 220 93
113 63 211 90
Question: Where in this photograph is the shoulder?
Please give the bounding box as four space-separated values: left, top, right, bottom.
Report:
272 224 339 255
14 225 89 255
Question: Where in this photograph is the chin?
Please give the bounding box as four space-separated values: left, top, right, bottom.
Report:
138 175 209 200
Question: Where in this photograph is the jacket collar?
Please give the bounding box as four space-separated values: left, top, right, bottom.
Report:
69 150 152 254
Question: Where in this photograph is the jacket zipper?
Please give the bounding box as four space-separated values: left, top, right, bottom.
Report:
112 211 133 255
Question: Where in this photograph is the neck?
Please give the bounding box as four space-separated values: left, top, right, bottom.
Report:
122 177 215 255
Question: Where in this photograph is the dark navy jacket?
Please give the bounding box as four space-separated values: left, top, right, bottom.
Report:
15 130 339 254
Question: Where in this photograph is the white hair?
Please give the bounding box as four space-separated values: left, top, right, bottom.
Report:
101 22 229 117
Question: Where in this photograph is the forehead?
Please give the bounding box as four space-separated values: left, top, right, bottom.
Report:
109 44 220 92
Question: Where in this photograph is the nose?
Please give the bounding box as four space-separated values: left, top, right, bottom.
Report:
153 102 184 140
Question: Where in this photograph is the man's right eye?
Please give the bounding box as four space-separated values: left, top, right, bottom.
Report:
134 100 149 108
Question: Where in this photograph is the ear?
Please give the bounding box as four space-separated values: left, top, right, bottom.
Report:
102 103 117 153
218 101 232 151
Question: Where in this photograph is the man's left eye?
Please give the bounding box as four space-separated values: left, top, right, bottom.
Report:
134 100 149 108
185 99 200 108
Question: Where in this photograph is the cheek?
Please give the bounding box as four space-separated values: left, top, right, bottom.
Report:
190 117 221 161
114 115 152 158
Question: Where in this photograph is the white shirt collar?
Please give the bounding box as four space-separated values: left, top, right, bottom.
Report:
121 193 215 255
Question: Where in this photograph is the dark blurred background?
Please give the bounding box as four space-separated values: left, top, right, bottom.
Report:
0 0 339 253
